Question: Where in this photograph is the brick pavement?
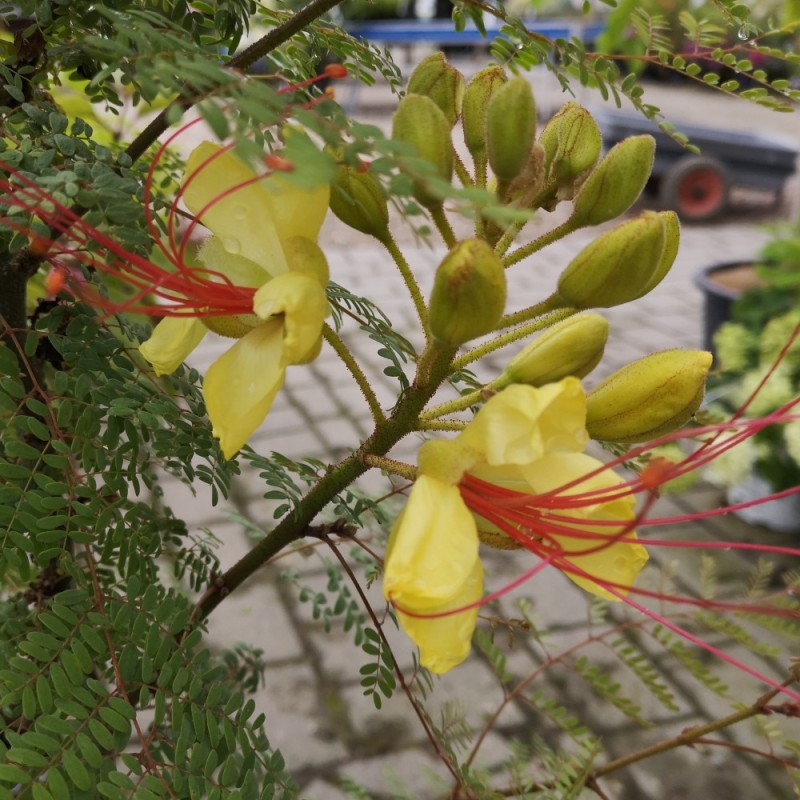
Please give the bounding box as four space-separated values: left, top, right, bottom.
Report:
161 72 800 798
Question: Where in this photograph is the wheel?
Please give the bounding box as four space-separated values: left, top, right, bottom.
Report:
659 156 730 222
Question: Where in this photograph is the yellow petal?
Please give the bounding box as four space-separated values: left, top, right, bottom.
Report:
516 452 647 601
203 320 285 459
282 236 330 286
458 379 588 466
139 317 207 376
557 534 649 602
383 475 479 609
397 559 483 674
260 173 329 242
198 236 272 287
252 272 328 364
183 143 289 277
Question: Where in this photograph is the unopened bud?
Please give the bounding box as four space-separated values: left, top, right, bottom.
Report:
570 135 655 227
392 94 454 209
462 65 507 174
407 52 465 128
330 165 390 240
556 211 677 309
507 143 546 204
494 313 608 389
586 349 713 442
539 102 601 182
487 76 536 184
429 239 507 345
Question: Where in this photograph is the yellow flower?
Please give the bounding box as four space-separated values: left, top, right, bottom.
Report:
139 142 330 459
383 475 483 674
383 379 649 672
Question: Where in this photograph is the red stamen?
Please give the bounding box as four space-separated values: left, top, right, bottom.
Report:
323 63 348 80
44 265 67 295
264 153 294 172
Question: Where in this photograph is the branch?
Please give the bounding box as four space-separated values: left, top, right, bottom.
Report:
125 0 346 163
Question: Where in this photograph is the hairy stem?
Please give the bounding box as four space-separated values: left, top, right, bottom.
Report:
323 324 386 425
431 206 456 249
501 217 579 267
381 234 430 337
451 306 573 371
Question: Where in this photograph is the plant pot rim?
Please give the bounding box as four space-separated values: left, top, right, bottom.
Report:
693 260 762 300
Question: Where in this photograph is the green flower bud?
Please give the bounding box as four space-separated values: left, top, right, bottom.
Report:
493 313 608 389
570 135 655 227
429 239 507 345
638 210 680 298
539 102 602 182
392 94 454 209
556 211 678 309
462 65 507 173
407 52 465 128
330 165 390 240
586 349 713 442
487 76 536 184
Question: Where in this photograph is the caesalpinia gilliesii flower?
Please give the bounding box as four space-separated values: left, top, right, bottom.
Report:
383 378 648 673
0 137 332 460
138 142 331 458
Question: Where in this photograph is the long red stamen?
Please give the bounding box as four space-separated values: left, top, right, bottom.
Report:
1 66 343 318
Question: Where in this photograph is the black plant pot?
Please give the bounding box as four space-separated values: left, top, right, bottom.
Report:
693 261 762 353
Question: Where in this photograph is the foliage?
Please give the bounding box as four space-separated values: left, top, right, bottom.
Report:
0 0 799 799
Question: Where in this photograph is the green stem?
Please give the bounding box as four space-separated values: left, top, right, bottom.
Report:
196 340 457 620
420 389 488 420
416 418 468 432
323 325 386 425
453 151 473 188
125 0 346 163
382 233 430 337
451 305 572 371
502 217 578 268
362 453 416 480
498 293 562 328
431 206 456 249
592 676 797 781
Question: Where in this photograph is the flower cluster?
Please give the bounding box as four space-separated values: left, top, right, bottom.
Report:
384 378 648 673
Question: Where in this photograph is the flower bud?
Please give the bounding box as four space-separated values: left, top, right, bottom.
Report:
556 211 677 309
493 313 608 389
570 135 655 227
487 76 536 184
392 94 454 209
462 65 507 173
586 349 713 443
429 239 507 345
539 102 601 182
407 52 465 128
329 165 390 240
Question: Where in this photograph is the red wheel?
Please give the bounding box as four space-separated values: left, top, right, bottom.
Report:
659 156 730 222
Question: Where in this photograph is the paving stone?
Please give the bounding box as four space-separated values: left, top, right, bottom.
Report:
203 522 305 663
248 662 350 772
339 747 452 798
299 778 352 800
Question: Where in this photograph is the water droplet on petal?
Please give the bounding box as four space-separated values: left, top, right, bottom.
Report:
233 205 247 220
223 236 241 255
